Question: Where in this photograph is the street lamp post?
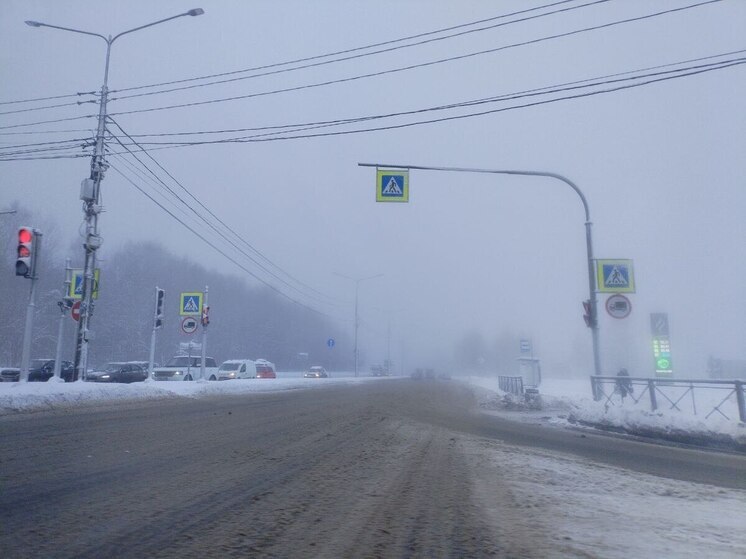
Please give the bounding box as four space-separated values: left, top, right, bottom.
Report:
358 162 602 376
334 272 384 377
26 9 204 379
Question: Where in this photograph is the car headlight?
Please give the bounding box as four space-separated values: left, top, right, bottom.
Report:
101 374 110 379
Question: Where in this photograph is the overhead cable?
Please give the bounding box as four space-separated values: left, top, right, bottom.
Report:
107 0 725 118
106 119 337 306
108 161 337 317
118 49 746 141
110 0 611 101
110 0 587 95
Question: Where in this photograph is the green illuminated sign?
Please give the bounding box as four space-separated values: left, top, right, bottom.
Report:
651 313 673 377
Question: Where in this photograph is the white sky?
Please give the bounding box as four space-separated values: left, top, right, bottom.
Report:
1 0 745 374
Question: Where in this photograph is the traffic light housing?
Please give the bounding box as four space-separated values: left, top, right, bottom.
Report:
201 305 210 327
15 226 36 278
154 288 165 329
582 300 594 328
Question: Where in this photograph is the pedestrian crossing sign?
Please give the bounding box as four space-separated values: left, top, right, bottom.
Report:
596 259 635 293
376 169 409 202
69 269 101 300
180 292 203 315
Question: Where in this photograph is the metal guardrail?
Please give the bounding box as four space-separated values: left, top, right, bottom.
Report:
498 376 524 396
590 376 746 422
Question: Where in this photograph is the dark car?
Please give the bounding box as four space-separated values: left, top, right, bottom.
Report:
304 366 328 378
0 367 21 382
87 362 148 384
27 359 76 382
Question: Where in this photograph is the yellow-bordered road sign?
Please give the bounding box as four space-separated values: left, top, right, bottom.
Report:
376 169 409 202
180 292 203 315
596 259 635 293
69 269 101 299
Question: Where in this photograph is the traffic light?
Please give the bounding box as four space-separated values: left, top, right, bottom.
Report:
582 300 594 328
201 305 210 327
154 287 165 329
15 226 36 278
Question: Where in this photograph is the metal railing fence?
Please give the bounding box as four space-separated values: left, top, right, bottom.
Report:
590 376 746 422
498 376 524 396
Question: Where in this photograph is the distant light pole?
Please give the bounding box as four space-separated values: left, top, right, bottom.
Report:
334 272 384 377
359 162 602 376
26 9 205 379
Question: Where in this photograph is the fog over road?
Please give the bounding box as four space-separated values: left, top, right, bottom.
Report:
1 380 744 558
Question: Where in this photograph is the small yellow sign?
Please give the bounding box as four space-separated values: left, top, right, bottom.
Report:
376 169 409 203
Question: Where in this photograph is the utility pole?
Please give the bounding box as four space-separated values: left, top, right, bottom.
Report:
25 8 205 382
334 272 383 377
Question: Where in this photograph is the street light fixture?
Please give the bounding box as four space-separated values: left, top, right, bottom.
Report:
334 272 384 377
26 9 205 380
359 162 602 376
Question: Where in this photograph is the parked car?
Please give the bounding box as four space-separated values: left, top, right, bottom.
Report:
86 362 148 383
152 355 219 381
304 366 328 378
255 359 276 379
0 367 21 382
27 359 76 382
214 359 256 381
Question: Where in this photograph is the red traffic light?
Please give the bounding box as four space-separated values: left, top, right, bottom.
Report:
16 226 36 278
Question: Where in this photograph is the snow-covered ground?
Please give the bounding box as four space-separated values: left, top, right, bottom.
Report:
1 373 744 448
466 376 746 448
2 373 744 557
0 372 386 415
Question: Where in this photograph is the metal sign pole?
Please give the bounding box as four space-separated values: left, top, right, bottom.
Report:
200 285 208 380
359 162 603 375
19 230 42 382
53 259 72 379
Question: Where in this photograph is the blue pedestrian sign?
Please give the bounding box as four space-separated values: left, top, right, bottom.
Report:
596 259 635 293
180 292 203 316
376 169 409 202
327 338 335 348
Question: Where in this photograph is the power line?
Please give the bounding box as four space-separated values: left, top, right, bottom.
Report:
106 0 725 119
110 0 611 102
106 119 338 307
103 56 746 153
108 161 337 318
0 0 584 109
0 114 95 131
116 49 746 143
0 98 96 117
0 91 96 106
0 128 94 136
110 0 586 95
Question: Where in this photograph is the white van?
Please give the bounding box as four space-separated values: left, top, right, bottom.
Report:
215 359 256 380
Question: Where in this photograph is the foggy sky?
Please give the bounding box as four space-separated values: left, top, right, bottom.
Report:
1 0 745 376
